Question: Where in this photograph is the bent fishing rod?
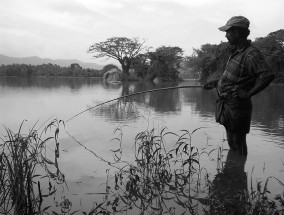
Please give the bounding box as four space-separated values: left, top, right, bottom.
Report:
66 84 204 123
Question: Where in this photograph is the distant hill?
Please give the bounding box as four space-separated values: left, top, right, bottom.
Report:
0 54 104 70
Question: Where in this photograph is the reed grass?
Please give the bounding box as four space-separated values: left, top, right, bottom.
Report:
74 127 284 215
0 120 66 215
1 120 284 215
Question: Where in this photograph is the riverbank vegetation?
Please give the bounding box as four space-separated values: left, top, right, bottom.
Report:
1 120 284 214
184 29 284 83
0 29 283 82
0 63 119 78
0 120 66 215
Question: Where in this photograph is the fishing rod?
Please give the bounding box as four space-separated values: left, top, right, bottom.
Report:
66 84 204 123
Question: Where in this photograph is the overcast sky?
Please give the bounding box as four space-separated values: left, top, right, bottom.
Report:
1 0 283 65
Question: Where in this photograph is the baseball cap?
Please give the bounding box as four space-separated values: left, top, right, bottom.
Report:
219 16 250 31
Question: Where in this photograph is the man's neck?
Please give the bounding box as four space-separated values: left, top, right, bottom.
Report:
236 39 249 51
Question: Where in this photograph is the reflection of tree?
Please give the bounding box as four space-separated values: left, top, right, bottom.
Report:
182 87 218 116
89 81 183 122
89 81 284 131
183 85 284 140
147 86 181 112
252 86 284 137
121 81 182 113
0 76 103 90
88 100 141 123
102 81 122 90
207 150 247 214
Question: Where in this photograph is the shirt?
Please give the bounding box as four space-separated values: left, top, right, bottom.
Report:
217 40 272 97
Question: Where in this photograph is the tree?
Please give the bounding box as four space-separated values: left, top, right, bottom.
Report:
185 43 230 81
147 46 184 81
70 63 82 70
131 54 150 79
68 63 83 76
87 37 148 75
155 46 184 67
254 29 284 81
101 64 119 74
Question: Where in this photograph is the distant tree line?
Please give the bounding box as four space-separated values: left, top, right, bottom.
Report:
0 63 118 78
184 29 284 82
1 30 283 82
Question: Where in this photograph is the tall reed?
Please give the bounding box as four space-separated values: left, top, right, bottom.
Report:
72 126 284 215
76 127 211 214
0 120 65 215
2 120 284 215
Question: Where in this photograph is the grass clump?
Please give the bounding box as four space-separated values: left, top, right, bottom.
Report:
0 120 66 215
76 127 211 214
73 127 284 215
1 121 284 215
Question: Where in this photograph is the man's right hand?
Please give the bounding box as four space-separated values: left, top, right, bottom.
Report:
203 80 219 90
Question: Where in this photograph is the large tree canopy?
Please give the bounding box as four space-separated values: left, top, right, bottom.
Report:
147 46 184 81
254 29 284 80
87 37 148 75
185 43 230 81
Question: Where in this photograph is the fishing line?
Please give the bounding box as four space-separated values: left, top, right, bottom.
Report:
66 85 203 123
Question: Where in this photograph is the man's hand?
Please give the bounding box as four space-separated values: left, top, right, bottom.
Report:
203 80 219 90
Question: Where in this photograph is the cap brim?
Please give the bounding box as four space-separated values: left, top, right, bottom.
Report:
218 25 231 31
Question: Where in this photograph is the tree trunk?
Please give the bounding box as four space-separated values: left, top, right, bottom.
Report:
120 57 131 75
121 64 130 75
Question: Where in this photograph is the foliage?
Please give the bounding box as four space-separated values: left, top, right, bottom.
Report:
184 43 230 82
0 120 66 215
146 46 184 81
88 37 148 75
68 127 207 214
1 121 284 214
131 54 150 79
101 64 119 74
0 63 103 78
185 29 284 82
254 29 284 82
66 127 284 215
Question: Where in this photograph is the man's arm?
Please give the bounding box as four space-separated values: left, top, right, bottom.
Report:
238 75 275 99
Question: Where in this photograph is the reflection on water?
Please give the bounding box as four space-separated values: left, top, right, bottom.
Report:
209 150 248 214
252 85 284 139
89 81 183 122
1 77 282 137
0 76 102 89
0 77 283 212
1 77 283 153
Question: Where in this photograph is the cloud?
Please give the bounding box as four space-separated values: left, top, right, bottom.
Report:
0 0 283 63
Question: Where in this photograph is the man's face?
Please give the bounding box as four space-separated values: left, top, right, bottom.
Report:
225 28 239 45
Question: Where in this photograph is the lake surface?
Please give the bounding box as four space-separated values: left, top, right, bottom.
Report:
0 77 283 212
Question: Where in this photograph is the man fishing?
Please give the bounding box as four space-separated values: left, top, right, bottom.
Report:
204 16 275 155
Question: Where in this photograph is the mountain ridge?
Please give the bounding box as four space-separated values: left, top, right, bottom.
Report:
0 54 104 70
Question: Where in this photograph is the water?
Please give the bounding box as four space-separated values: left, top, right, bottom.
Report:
0 77 283 213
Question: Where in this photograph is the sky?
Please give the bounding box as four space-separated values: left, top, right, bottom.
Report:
0 0 283 65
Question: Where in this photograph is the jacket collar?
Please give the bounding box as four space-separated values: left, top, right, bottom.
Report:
229 40 251 60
